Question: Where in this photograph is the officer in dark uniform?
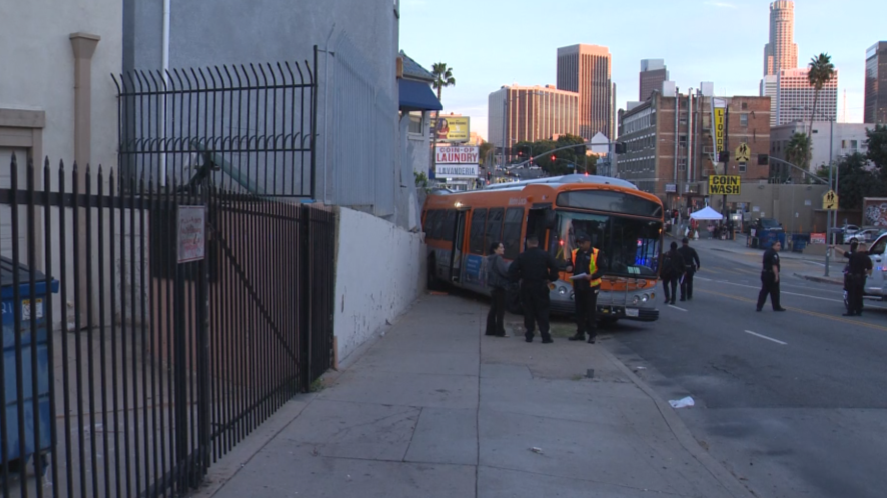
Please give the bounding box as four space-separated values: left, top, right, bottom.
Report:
677 237 701 301
564 233 604 344
756 240 787 312
838 241 873 316
508 235 560 343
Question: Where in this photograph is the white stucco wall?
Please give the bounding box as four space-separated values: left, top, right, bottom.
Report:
0 0 121 174
333 206 426 364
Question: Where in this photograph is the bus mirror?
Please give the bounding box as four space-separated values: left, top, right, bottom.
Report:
545 210 557 229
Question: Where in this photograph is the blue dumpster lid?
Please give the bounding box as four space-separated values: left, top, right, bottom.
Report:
0 257 58 297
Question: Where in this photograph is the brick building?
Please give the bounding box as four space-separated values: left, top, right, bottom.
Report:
617 86 771 211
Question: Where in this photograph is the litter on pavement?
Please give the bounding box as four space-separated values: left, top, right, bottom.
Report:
669 396 695 409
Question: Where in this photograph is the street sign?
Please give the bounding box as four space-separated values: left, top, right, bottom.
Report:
177 205 206 263
822 190 839 210
734 143 751 163
708 175 741 195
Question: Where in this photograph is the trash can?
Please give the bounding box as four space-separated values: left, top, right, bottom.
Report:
0 257 58 474
791 234 810 253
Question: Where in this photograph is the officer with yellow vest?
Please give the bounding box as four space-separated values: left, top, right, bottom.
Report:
564 233 603 344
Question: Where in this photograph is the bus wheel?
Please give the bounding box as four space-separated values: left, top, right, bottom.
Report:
505 288 523 315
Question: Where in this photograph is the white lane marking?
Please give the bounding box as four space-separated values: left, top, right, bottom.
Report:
744 330 788 345
698 277 848 303
668 304 688 312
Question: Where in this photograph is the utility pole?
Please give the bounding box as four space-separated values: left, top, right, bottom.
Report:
723 104 729 225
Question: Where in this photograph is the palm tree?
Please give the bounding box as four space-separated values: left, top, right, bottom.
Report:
784 132 811 182
430 63 456 105
806 53 836 147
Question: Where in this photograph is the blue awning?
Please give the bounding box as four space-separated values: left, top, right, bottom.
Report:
398 79 442 112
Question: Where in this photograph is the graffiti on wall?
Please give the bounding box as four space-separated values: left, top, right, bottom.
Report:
864 200 887 227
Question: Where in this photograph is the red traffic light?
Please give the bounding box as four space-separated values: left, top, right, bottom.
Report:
550 155 556 162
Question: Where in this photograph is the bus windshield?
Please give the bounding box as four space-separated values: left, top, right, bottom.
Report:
549 211 663 277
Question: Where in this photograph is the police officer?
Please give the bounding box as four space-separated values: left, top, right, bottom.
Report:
677 237 701 301
756 240 787 312
508 235 560 343
564 233 604 344
837 241 873 316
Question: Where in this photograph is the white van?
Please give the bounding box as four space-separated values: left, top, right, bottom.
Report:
864 234 887 301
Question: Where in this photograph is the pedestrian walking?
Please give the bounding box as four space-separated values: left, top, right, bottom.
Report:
836 242 873 316
508 235 560 343
677 237 701 301
485 241 510 336
564 233 604 344
661 241 684 305
756 240 786 312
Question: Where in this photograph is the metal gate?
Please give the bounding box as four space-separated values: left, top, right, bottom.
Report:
0 49 335 497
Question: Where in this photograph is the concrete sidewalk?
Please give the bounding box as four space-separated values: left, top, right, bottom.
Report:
193 294 754 498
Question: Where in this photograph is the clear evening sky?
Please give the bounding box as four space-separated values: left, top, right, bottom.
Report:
400 0 887 140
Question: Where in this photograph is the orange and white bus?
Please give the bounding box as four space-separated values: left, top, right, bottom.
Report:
422 174 664 323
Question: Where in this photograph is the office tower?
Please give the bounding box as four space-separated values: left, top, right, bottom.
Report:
556 44 614 140
775 68 839 125
639 59 669 101
488 84 579 158
763 0 798 76
864 41 887 124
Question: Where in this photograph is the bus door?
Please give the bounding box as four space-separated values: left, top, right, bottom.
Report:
526 203 554 249
450 208 469 283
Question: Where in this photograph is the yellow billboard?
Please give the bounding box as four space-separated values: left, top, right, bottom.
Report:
431 116 471 142
714 107 725 155
709 175 740 195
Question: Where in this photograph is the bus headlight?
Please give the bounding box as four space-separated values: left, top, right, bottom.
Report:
642 293 650 302
557 285 568 295
632 295 641 305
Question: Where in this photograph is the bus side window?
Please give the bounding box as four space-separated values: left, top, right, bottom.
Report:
430 210 444 240
443 210 457 242
486 208 504 252
469 208 488 254
423 210 437 238
503 207 524 260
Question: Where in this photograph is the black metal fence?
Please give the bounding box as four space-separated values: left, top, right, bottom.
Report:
0 52 335 498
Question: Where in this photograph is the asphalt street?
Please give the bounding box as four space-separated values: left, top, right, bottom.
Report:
602 245 887 498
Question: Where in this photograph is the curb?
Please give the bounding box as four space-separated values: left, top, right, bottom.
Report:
793 273 843 286
598 346 756 498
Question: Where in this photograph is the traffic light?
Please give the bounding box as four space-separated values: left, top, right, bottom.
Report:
550 154 556 162
718 150 729 163
614 142 626 154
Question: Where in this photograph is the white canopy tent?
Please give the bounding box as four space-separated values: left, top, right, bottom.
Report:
689 206 725 221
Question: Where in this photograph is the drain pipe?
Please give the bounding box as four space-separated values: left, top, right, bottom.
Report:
321 24 336 205
160 0 170 185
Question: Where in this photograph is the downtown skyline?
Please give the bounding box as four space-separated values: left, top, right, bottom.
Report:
400 0 886 140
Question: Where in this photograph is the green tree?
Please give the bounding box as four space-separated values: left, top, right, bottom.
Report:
836 152 887 210
783 132 811 182
865 124 886 172
430 63 456 105
806 53 836 162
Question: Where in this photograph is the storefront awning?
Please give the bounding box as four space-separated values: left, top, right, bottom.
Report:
398 79 442 112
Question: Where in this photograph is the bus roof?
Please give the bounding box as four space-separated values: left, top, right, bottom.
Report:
481 174 637 191
424 174 663 214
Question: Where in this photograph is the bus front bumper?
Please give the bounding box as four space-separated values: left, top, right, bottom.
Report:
549 300 659 322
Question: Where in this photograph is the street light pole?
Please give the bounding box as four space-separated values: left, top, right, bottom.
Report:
825 116 835 277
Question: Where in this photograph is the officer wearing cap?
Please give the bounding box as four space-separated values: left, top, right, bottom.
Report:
564 232 604 344
677 237 701 301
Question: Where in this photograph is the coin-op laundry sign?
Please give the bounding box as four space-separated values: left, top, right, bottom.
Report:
709 175 740 195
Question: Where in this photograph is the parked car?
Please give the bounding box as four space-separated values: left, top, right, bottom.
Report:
845 228 879 244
